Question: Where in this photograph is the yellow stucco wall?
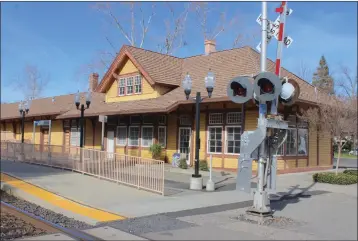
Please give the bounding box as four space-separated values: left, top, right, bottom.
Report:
50 120 63 146
141 149 152 159
319 131 332 166
244 110 258 131
105 59 170 103
166 113 177 164
297 159 307 168
309 128 318 166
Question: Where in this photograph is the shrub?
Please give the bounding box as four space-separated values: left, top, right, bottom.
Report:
149 143 162 159
343 169 358 176
199 160 209 171
313 172 358 185
178 158 188 169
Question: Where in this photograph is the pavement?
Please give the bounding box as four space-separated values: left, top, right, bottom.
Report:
2 159 357 240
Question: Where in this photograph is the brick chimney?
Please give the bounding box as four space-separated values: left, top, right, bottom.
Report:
204 39 216 55
89 73 99 92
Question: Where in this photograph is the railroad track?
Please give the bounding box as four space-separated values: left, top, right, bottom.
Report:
1 201 103 241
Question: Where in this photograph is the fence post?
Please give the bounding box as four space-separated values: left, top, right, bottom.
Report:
82 148 85 174
137 157 140 189
98 151 101 179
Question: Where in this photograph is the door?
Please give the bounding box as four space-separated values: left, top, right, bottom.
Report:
40 129 49 152
64 129 70 153
107 130 115 158
178 128 191 165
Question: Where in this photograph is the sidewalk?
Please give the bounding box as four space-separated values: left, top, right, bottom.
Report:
0 160 253 219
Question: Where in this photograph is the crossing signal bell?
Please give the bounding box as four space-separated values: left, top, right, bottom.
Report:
279 78 300 106
227 76 254 104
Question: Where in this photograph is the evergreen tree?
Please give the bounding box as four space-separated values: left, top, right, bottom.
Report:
312 55 335 95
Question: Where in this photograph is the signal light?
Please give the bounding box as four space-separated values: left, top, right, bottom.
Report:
227 76 253 104
279 78 300 106
253 72 282 103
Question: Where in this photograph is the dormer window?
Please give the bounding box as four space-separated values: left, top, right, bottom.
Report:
117 74 142 96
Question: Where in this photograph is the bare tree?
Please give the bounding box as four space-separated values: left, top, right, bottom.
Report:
337 65 357 99
13 65 50 100
193 2 237 41
299 95 357 174
157 2 190 54
296 60 312 82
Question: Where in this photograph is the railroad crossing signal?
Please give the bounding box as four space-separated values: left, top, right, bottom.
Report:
255 8 294 52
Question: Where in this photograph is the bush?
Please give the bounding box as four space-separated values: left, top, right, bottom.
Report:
313 172 358 185
199 160 209 171
149 143 162 159
343 169 358 176
178 158 188 169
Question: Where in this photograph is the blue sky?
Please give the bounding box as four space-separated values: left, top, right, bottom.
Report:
1 1 357 103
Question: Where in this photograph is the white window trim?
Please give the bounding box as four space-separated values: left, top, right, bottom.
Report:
141 126 154 147
158 126 167 148
128 126 140 147
208 113 223 125
118 78 126 96
226 112 242 125
207 126 223 154
126 77 134 96
285 128 298 156
297 128 308 156
224 125 241 155
116 126 127 146
134 75 142 95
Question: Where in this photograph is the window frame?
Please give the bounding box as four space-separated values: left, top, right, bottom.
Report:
126 77 134 95
226 112 242 125
141 126 154 147
297 128 309 156
116 126 127 146
128 126 140 147
158 126 167 148
118 78 126 96
209 113 223 125
207 126 223 154
224 125 242 155
285 127 298 156
134 75 142 94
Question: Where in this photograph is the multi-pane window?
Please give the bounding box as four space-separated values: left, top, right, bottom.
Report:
141 126 153 147
286 128 297 155
297 128 308 155
227 112 242 124
158 126 166 147
209 113 223 125
116 126 127 146
134 75 142 94
226 126 241 154
208 127 222 153
128 126 139 146
70 127 80 146
126 77 133 95
118 78 125 96
179 115 191 126
158 115 166 125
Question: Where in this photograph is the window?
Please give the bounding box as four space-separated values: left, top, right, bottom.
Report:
128 126 139 146
134 75 142 94
208 127 222 153
158 115 166 125
286 128 297 155
179 115 191 125
70 127 80 146
226 126 241 154
158 126 166 147
116 126 127 146
126 77 133 95
141 126 153 147
130 115 141 124
118 78 126 96
297 128 308 155
227 112 242 124
209 113 223 125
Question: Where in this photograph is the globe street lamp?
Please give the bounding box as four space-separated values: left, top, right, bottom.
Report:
18 99 32 143
182 70 215 190
74 91 91 148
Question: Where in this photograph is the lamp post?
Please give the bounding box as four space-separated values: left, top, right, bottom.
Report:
18 99 32 143
74 91 91 148
182 71 215 190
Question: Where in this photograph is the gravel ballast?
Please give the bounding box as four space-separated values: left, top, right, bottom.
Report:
0 190 93 230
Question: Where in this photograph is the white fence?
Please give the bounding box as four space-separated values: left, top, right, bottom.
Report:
0 141 165 195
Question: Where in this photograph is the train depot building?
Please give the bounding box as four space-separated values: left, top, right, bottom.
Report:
0 43 333 174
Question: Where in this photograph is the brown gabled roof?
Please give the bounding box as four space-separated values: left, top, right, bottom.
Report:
96 45 183 93
0 93 79 121
1 45 332 121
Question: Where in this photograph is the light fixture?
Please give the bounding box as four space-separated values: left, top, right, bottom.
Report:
75 91 80 109
182 73 192 100
205 70 215 98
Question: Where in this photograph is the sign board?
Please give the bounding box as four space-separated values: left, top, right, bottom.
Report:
284 36 293 48
34 120 50 126
99 115 108 123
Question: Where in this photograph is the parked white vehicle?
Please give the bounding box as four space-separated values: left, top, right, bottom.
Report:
349 149 358 156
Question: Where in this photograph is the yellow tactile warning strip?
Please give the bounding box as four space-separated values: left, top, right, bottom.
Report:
0 173 126 222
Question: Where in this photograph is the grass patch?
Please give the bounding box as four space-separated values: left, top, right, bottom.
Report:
313 171 358 185
334 152 357 159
